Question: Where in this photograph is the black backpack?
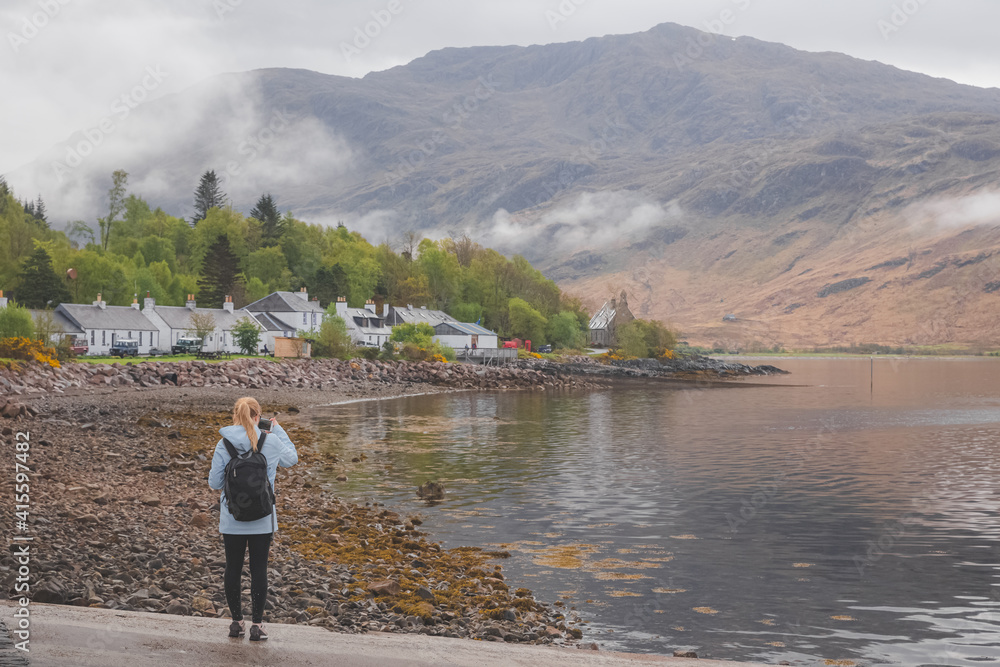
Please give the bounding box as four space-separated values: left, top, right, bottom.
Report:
222 433 275 522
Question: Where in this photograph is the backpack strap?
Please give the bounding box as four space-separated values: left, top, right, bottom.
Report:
222 438 239 459
257 432 267 452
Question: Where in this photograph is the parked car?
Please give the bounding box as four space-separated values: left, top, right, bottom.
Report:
147 347 167 357
109 339 139 358
171 337 203 355
69 337 89 356
536 344 553 353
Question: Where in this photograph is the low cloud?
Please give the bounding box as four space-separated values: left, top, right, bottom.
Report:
905 191 1000 232
478 191 683 257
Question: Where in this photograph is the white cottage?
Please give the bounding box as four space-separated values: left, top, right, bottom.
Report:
333 297 393 348
142 293 246 353
56 294 161 355
242 289 325 351
432 321 499 350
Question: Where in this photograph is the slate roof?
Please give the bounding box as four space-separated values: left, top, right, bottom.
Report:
342 308 392 337
29 309 84 336
57 304 158 331
388 306 456 327
151 306 244 331
243 292 324 313
433 321 496 336
589 301 616 331
251 312 288 332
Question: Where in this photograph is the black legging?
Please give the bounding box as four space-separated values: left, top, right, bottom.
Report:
223 533 272 624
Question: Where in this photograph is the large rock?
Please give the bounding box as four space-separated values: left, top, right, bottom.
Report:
367 580 401 597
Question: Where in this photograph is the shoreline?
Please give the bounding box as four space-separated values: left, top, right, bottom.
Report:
0 356 788 658
1 381 597 650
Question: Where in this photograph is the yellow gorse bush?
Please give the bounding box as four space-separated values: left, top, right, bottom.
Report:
0 337 61 368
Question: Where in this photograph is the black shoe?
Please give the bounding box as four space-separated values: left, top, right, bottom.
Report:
229 620 245 638
250 624 268 642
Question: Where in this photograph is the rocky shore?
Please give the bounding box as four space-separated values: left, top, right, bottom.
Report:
0 380 592 647
0 353 785 649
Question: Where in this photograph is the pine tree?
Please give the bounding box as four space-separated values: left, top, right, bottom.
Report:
24 199 34 217
250 193 282 245
17 245 71 308
197 236 240 307
192 170 226 225
33 194 48 228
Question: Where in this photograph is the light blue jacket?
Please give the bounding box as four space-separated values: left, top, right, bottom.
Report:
208 423 298 535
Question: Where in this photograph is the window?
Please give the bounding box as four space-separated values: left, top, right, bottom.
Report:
102 331 106 345
139 332 142 345
303 313 307 324
90 330 94 344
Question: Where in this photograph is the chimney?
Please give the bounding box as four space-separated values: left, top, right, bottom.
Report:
382 303 391 318
143 290 155 311
131 294 140 310
406 304 413 311
420 305 427 310
335 296 347 316
186 294 196 310
0 290 7 309
365 299 376 313
94 293 106 309
297 287 309 301
223 295 234 313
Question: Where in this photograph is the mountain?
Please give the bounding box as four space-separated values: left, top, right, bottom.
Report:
10 23 1000 347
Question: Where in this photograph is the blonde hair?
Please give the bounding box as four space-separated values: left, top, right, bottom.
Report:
233 397 261 451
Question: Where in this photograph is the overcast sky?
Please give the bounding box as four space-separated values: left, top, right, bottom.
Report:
2 0 998 174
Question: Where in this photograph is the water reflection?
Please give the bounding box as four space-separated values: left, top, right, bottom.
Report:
307 358 1000 665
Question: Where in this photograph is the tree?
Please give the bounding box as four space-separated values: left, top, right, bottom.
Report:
312 263 350 308
197 236 240 309
32 309 57 344
449 302 483 324
390 322 435 346
17 244 71 309
232 317 261 355
616 319 677 358
546 310 585 349
33 195 47 227
100 169 128 251
192 170 226 225
0 302 34 339
312 312 352 359
508 297 547 344
188 311 217 346
251 193 283 245
67 220 96 248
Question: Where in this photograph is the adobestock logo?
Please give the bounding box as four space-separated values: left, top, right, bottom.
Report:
51 65 168 182
341 0 403 62
7 0 73 53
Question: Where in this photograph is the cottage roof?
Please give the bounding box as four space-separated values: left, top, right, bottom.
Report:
243 292 324 313
433 321 496 336
343 308 392 336
251 312 288 332
151 305 244 331
57 304 158 331
29 309 85 335
389 305 456 327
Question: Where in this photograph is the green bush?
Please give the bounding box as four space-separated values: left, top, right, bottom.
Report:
0 303 34 339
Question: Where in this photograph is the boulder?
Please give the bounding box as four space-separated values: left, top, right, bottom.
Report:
367 580 401 597
417 481 445 500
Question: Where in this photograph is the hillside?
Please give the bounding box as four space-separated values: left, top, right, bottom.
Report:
10 22 1000 347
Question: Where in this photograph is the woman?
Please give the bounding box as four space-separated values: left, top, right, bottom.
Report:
208 397 298 641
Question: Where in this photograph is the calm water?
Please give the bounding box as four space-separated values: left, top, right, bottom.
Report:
306 358 1000 665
